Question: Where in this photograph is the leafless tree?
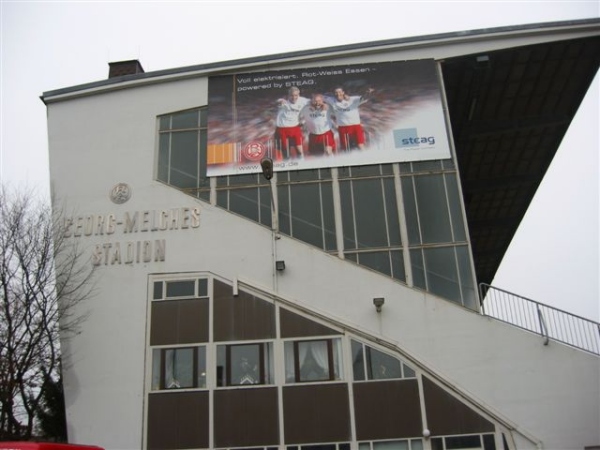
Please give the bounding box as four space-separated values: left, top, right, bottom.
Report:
0 186 95 440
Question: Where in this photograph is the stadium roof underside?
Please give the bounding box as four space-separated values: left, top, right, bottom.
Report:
42 19 600 287
442 30 599 285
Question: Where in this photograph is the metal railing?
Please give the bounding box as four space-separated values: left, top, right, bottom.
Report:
479 284 600 356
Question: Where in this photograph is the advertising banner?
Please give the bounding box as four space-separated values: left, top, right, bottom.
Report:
207 59 451 176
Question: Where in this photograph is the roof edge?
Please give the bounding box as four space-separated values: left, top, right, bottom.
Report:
41 18 600 102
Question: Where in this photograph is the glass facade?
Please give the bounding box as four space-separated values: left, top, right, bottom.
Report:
156 109 477 310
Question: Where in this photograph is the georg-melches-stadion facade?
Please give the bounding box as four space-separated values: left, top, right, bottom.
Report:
41 18 600 450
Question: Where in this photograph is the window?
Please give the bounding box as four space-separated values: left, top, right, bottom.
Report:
153 278 208 300
217 342 274 386
351 340 415 381
288 444 350 450
151 346 206 390
157 108 209 201
359 440 423 450
431 433 496 450
284 338 343 383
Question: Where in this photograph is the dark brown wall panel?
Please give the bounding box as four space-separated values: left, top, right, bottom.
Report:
214 387 279 447
214 280 276 341
353 379 422 440
150 298 209 345
280 308 341 338
147 391 209 449
423 376 495 436
283 384 351 444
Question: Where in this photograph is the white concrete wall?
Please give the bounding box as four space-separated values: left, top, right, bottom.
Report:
46 46 599 450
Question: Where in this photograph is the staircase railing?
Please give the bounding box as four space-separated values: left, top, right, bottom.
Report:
479 284 600 356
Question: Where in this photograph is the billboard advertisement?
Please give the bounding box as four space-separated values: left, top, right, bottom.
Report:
207 59 451 176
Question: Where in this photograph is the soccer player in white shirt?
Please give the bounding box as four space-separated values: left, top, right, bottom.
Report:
274 87 310 159
325 87 374 151
300 94 336 156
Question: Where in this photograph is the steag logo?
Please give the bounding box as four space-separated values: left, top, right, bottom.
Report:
394 128 436 148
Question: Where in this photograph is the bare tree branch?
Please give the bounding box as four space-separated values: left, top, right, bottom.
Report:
0 185 96 440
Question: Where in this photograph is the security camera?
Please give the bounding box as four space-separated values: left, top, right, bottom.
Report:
373 297 385 312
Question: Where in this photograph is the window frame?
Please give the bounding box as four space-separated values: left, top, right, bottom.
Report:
285 337 343 384
152 345 206 391
216 341 274 387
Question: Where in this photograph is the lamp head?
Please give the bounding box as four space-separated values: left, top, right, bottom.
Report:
260 157 274 180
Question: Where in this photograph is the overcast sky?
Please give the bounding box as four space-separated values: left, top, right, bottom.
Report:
1 1 598 320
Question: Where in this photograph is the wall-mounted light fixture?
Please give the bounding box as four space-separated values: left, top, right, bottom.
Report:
276 260 286 271
373 297 385 313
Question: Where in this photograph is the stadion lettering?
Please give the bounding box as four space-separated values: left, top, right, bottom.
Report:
63 207 200 266
207 59 451 176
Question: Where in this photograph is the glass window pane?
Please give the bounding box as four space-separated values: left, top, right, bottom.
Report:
159 116 171 131
153 281 163 300
166 280 195 298
351 340 365 381
391 250 406 283
401 177 421 245
414 175 453 244
359 444 371 450
229 188 260 222
264 342 274 384
340 181 357 249
290 183 325 248
358 251 391 277
353 179 388 248
431 438 444 450
410 439 424 450
410 249 426 290
278 184 291 236
299 341 330 382
345 252 358 263
217 346 227 387
442 158 455 169
230 344 261 385
170 131 199 189
199 108 208 127
402 363 416 378
151 349 161 390
197 278 208 297
332 338 343 381
166 348 194 389
197 346 206 388
423 247 461 304
284 341 295 383
482 434 496 450
259 186 273 228
384 178 401 246
457 245 477 310
412 160 442 172
351 164 381 177
373 441 408 450
198 129 208 186
445 435 482 449
171 110 199 129
216 190 228 208
321 183 337 251
367 347 402 380
445 173 466 241
158 133 170 182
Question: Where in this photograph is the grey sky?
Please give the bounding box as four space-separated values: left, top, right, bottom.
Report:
1 1 598 319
